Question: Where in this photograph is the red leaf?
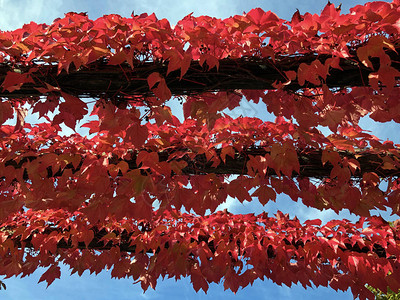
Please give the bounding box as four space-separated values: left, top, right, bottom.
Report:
32 94 60 118
1 71 34 93
80 230 94 247
164 50 182 76
111 258 130 279
356 36 394 69
147 72 163 89
34 82 60 94
60 92 87 119
0 101 13 125
303 219 322 226
191 267 209 293
227 177 251 203
322 150 341 166
220 146 235 163
108 50 127 65
268 141 300 176
132 194 153 219
199 54 219 71
285 70 297 81
291 9 303 25
81 120 100 135
321 2 340 18
297 61 325 86
251 185 276 205
241 90 264 103
320 108 346 132
151 106 174 125
137 151 159 168
180 52 192 79
362 172 380 187
147 72 172 101
347 255 360 273
152 80 172 101
246 8 279 25
224 269 240 293
370 65 400 90
53 93 87 129
38 265 61 287
126 122 149 149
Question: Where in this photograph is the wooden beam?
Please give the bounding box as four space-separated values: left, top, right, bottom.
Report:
1 49 397 100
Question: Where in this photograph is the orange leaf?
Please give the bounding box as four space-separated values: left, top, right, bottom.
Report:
108 50 127 65
220 146 235 163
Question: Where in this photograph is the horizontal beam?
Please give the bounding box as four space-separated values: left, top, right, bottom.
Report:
1 50 397 100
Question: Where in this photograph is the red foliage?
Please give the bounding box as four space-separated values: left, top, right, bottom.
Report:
0 1 400 299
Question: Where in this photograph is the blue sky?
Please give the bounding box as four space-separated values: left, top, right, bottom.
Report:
0 0 397 299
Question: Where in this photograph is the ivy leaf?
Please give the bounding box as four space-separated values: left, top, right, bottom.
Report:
0 101 13 125
227 177 251 203
220 146 235 163
38 265 61 288
53 93 87 129
191 267 209 293
126 122 148 149
291 9 303 25
147 72 172 101
180 52 192 79
251 185 276 205
1 71 34 93
246 8 279 25
32 94 60 118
